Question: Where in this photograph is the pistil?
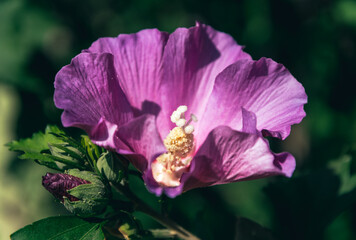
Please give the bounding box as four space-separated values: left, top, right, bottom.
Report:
152 106 197 187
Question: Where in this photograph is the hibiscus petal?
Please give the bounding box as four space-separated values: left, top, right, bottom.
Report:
242 108 258 134
116 114 166 173
198 57 307 143
54 52 133 149
90 117 120 150
143 164 186 198
85 29 169 116
183 126 296 192
116 114 166 196
143 167 164 197
158 22 252 137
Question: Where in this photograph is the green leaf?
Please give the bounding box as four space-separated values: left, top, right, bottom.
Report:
329 154 356 194
97 152 125 184
53 133 87 157
7 125 63 156
7 126 65 169
10 216 105 240
49 143 86 163
7 125 88 171
81 135 102 162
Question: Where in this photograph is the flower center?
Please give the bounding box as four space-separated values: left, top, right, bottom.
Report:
152 105 197 187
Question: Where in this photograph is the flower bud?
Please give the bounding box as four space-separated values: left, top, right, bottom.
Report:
42 172 90 202
42 169 110 217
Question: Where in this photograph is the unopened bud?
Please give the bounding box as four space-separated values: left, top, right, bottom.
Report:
42 172 90 202
42 169 110 217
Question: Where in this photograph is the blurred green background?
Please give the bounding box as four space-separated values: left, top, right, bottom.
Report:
1 0 356 239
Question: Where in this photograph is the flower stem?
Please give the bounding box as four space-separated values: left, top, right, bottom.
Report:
111 183 200 240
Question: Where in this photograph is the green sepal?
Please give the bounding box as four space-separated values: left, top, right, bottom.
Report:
68 183 108 200
63 169 111 218
66 169 105 185
63 198 108 218
81 135 103 163
97 152 125 184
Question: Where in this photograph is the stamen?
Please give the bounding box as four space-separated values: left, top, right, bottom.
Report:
176 105 187 113
185 114 198 126
176 119 186 127
170 111 181 123
153 105 198 187
191 114 198 122
164 127 194 159
184 125 194 134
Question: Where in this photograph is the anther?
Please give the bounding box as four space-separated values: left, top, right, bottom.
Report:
177 105 188 113
184 125 194 134
185 114 198 126
170 111 181 123
176 119 186 127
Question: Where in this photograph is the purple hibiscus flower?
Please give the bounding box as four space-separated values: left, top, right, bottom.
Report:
54 23 307 198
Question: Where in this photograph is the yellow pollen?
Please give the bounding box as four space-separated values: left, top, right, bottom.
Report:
164 127 194 159
152 106 198 187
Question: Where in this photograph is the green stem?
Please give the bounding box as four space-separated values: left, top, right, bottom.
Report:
149 229 179 238
111 183 200 240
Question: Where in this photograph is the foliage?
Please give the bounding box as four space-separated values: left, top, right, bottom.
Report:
10 216 105 240
7 125 87 171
